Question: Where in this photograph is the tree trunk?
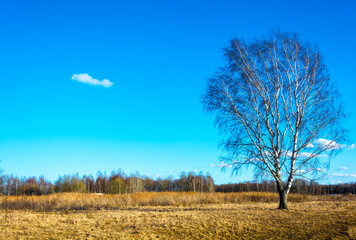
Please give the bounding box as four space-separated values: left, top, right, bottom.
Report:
278 190 288 210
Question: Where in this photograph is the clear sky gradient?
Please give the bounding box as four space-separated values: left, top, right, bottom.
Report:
0 0 355 184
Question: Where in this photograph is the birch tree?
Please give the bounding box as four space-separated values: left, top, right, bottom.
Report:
202 30 348 209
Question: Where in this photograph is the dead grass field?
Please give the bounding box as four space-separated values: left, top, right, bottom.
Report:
0 192 355 239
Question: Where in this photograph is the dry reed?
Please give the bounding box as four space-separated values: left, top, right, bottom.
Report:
0 192 352 211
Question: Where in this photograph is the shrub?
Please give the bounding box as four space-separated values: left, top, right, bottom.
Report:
55 175 86 193
70 178 86 193
108 178 126 194
20 183 41 195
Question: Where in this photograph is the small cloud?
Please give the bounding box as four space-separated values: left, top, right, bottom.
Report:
71 73 113 88
336 167 348 170
331 180 343 184
314 138 343 150
210 161 232 169
297 151 327 158
296 168 326 174
332 173 356 178
306 143 315 148
311 139 355 150
298 152 313 158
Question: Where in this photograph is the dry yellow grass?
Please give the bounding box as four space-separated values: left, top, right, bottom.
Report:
0 192 355 239
0 192 312 211
349 226 356 239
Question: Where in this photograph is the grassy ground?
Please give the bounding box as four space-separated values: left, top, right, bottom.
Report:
0 192 355 239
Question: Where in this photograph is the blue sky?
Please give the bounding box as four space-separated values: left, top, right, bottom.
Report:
0 0 355 184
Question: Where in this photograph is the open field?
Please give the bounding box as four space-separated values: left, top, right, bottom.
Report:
0 192 355 239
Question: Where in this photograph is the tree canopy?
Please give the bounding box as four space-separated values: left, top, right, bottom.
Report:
202 30 348 209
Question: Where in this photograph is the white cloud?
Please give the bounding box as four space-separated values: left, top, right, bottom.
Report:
314 138 343 150
296 151 327 158
282 150 325 159
331 180 343 184
336 167 348 170
210 162 233 169
71 73 113 88
298 152 313 158
332 173 356 178
305 139 354 150
296 168 326 174
306 143 315 148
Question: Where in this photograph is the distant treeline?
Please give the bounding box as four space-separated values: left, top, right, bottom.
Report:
216 179 356 195
1 171 355 196
0 171 215 196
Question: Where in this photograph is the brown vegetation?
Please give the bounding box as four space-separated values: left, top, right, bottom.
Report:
0 192 316 211
0 192 355 239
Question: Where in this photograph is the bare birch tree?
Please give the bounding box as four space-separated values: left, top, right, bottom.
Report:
202 30 348 209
